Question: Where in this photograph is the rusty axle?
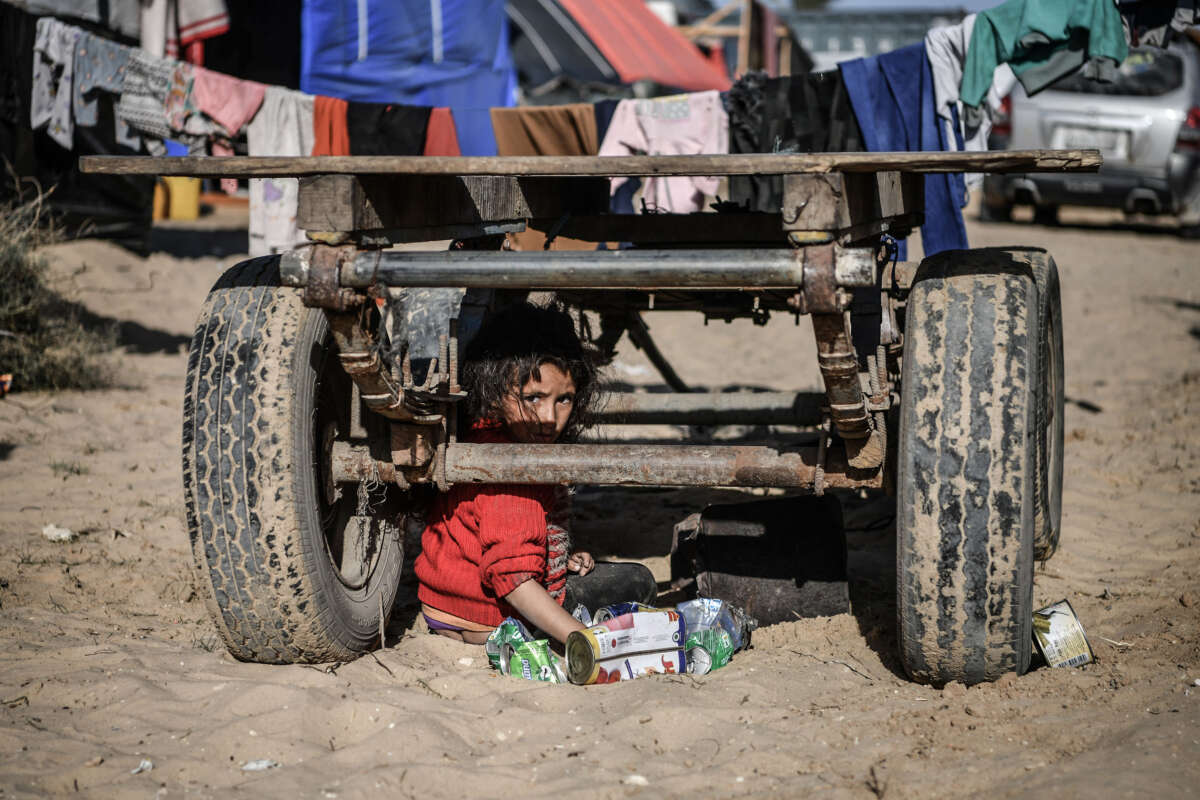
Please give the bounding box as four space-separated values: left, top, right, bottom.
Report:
330 440 881 490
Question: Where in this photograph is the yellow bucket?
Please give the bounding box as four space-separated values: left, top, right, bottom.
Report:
163 176 201 221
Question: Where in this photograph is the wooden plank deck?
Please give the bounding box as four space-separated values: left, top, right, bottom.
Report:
79 149 1101 178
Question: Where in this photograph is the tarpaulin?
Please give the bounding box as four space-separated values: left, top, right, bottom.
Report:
507 0 619 88
556 0 731 92
301 0 516 109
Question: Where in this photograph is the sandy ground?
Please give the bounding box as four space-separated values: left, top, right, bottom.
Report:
1 202 1198 798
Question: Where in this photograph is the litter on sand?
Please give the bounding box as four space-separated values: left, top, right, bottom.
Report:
486 598 757 685
130 759 153 775
241 759 280 771
1032 599 1095 668
41 523 76 542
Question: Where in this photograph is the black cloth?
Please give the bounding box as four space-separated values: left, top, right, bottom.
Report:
562 562 658 616
346 102 432 156
727 70 865 214
204 0 301 90
0 3 151 250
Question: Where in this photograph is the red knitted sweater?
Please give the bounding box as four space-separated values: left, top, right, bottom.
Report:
414 422 571 627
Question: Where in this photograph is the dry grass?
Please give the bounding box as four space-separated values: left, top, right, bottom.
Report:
0 187 115 391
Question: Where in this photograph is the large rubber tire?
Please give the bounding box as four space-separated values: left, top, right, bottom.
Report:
182 257 404 664
1010 249 1064 561
1033 205 1059 227
896 249 1038 685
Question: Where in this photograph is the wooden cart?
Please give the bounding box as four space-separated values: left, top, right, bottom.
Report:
84 150 1092 684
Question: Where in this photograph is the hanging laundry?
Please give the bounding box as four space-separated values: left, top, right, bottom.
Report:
31 18 80 149
491 104 600 251
926 16 1016 190
191 67 265 139
141 0 231 60
312 95 350 156
3 3 153 244
451 107 498 156
347 103 431 155
599 91 728 214
247 87 314 256
726 70 864 215
191 65 265 188
593 98 621 143
592 98 635 214
961 0 1128 116
73 33 131 127
116 50 174 151
423 108 461 156
491 104 599 157
840 44 968 259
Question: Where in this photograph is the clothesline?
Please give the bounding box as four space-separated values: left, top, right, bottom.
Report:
30 0 1173 257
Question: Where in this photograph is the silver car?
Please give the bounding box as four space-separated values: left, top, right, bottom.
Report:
981 39 1200 234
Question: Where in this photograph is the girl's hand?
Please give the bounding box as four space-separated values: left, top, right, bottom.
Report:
567 551 594 576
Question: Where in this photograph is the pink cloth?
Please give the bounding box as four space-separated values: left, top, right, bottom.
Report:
598 91 728 214
191 66 265 137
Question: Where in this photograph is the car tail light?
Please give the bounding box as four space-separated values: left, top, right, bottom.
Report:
991 95 1012 138
1177 107 1200 152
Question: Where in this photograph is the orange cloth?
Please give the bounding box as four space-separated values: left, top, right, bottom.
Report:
490 104 599 251
312 95 350 156
423 107 461 156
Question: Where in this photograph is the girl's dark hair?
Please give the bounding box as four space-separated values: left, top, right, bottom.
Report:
460 301 601 441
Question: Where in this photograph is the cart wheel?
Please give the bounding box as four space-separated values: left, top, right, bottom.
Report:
1012 250 1064 561
1033 205 1059 226
896 249 1037 685
182 257 405 664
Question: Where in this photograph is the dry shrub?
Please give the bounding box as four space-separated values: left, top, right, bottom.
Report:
0 188 115 391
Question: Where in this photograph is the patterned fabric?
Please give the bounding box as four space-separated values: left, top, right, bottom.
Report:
543 486 573 603
116 50 173 142
247 87 314 255
30 18 79 148
72 33 131 126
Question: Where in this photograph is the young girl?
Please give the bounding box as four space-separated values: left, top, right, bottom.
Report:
414 302 658 645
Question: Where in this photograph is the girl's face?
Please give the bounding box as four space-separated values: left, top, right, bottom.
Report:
500 362 576 443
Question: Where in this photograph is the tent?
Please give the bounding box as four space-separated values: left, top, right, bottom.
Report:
507 0 730 95
301 0 517 108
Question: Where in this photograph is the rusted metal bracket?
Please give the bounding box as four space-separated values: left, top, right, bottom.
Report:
299 244 364 311
325 308 425 421
785 243 848 315
781 172 924 245
811 312 885 471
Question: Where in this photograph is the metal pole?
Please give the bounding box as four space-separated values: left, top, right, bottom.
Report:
338 248 805 289
595 392 825 426
441 443 880 490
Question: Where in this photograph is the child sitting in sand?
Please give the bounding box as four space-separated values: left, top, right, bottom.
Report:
414 302 657 645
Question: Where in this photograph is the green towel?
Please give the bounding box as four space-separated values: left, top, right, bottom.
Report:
961 0 1129 110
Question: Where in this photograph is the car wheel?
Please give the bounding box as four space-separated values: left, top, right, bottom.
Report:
1033 205 1059 226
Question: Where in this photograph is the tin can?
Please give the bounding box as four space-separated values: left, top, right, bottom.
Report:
592 602 664 624
685 627 735 675
1032 599 1094 669
566 611 686 685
